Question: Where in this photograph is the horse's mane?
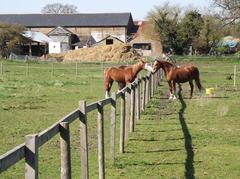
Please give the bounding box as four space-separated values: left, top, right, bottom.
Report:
105 60 144 73
158 60 175 67
155 60 177 70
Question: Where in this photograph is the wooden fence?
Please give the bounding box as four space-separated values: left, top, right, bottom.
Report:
0 69 162 179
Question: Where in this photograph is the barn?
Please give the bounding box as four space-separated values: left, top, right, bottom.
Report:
0 13 162 57
0 13 136 42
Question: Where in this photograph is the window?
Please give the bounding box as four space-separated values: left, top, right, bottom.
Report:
133 43 152 50
106 39 113 45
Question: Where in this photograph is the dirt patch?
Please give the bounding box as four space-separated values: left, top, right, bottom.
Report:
45 43 141 62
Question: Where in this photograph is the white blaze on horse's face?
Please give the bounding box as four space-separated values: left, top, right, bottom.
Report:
153 61 158 72
144 63 154 73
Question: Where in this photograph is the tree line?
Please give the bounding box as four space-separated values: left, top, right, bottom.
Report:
146 1 240 55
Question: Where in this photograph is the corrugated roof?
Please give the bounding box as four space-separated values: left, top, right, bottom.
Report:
21 31 53 43
0 13 133 27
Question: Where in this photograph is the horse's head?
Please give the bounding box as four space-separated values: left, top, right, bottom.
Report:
152 60 162 73
153 60 174 73
139 58 154 73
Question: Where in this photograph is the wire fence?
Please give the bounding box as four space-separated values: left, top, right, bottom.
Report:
0 59 239 88
0 61 128 79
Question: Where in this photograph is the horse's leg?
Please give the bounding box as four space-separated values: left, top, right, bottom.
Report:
178 83 182 92
189 80 194 98
172 81 177 100
117 82 126 92
104 77 113 98
168 81 173 99
195 77 204 96
168 81 176 100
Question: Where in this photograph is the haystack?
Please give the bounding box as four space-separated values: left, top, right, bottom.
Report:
45 43 140 62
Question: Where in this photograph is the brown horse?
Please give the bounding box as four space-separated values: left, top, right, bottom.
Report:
153 60 204 99
104 59 153 98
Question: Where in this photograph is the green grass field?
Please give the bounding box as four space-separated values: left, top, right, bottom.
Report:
0 57 240 178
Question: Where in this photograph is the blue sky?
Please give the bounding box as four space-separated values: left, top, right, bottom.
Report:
0 0 211 20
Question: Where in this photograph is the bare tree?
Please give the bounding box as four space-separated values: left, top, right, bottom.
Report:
41 3 78 14
212 0 240 24
146 3 181 52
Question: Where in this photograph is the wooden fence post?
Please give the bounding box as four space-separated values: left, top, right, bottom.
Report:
142 77 146 111
0 62 3 77
125 89 131 141
151 73 154 97
155 72 158 90
136 78 140 121
130 84 135 132
149 75 151 101
145 76 149 105
60 122 71 179
110 92 116 164
25 134 39 179
149 74 151 99
26 62 29 77
138 78 141 118
51 63 54 77
75 62 78 77
97 102 105 179
234 65 236 87
79 101 89 179
138 79 141 119
120 92 126 153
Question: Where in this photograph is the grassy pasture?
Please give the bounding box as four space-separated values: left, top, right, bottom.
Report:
0 57 240 178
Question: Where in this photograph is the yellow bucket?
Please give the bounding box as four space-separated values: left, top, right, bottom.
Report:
205 88 214 95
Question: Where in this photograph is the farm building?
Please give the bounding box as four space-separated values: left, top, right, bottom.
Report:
129 21 162 57
72 35 96 48
21 30 52 56
0 13 136 42
0 13 162 58
95 35 124 46
47 26 79 53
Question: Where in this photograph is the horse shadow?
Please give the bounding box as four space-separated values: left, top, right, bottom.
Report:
178 89 195 179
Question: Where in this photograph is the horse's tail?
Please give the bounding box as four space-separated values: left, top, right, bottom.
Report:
103 67 109 75
194 68 204 95
103 67 113 90
103 68 111 81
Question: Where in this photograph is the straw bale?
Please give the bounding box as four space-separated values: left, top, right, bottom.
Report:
61 43 140 62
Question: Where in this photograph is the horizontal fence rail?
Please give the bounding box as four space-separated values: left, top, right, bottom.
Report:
0 69 162 179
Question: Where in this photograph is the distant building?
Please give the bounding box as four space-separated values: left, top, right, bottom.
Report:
48 26 79 53
0 13 136 42
72 35 96 49
0 13 137 55
95 35 124 46
0 13 162 57
130 21 162 57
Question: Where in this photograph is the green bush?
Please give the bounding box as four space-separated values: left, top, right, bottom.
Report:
215 46 229 54
234 51 240 56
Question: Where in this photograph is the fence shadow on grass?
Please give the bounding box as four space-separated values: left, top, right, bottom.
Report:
178 89 195 179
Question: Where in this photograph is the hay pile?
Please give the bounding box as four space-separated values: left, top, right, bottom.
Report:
45 43 140 62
